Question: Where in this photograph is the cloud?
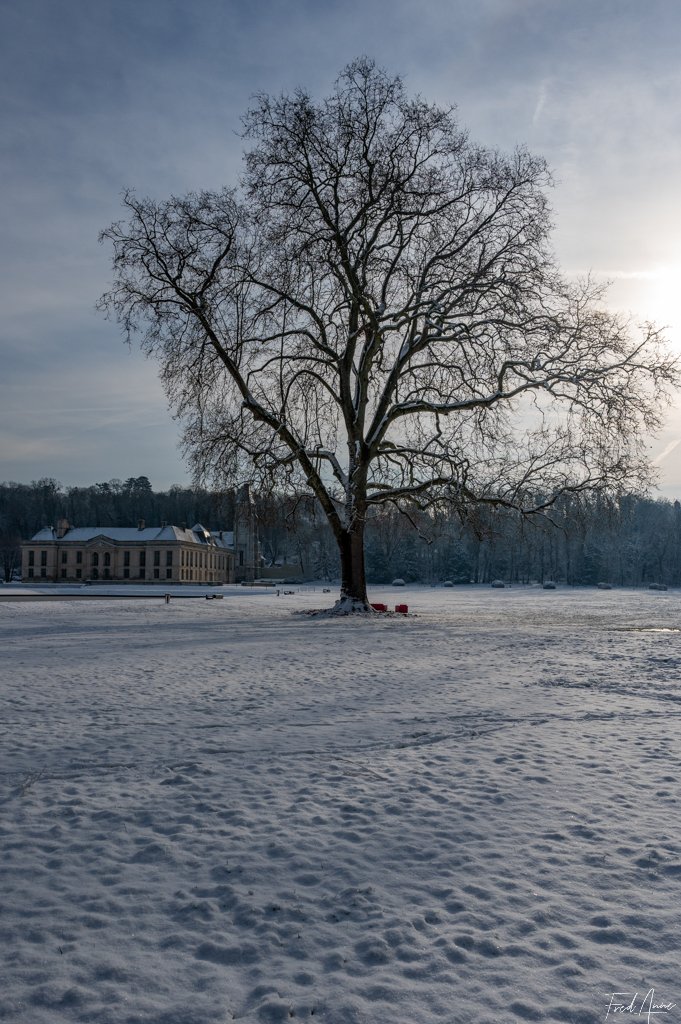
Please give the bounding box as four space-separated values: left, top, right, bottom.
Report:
531 79 550 127
652 439 681 467
2 0 681 490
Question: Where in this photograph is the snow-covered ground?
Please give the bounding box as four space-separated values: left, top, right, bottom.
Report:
2 585 681 1024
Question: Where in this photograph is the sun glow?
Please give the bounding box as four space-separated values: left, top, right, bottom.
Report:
587 263 681 488
645 265 681 345
603 264 681 351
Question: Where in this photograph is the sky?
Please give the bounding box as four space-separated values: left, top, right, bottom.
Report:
2 0 681 496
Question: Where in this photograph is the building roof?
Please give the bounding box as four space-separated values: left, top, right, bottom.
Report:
29 524 235 549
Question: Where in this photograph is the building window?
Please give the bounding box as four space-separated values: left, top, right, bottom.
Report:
140 551 146 568
166 551 173 567
166 568 172 579
76 551 83 564
61 569 67 579
40 568 46 578
61 551 67 564
104 552 111 567
76 568 82 580
28 550 35 566
124 551 130 566
139 569 145 579
92 552 99 567
92 568 99 580
154 568 159 579
104 568 110 579
239 551 244 566
28 567 34 578
124 568 130 579
153 550 160 567
40 550 47 566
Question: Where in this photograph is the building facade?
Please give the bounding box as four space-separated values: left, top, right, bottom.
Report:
23 522 230 583
21 489 260 584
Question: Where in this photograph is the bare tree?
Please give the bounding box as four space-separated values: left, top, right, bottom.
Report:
100 58 678 610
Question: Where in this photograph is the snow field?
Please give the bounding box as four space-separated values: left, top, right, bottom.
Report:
1 586 681 1023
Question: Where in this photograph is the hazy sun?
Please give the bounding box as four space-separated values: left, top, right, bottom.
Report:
603 265 681 351
648 266 681 345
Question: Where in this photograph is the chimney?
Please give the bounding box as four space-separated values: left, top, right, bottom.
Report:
137 519 145 531
56 518 70 539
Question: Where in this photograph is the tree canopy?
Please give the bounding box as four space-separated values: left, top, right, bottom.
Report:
100 58 678 610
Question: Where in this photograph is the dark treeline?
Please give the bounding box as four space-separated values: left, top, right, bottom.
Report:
257 491 681 588
2 478 681 587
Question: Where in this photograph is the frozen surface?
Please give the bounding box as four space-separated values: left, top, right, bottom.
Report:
2 585 681 1023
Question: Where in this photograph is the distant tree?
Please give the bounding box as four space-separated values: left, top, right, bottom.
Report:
365 506 419 582
0 531 21 582
101 58 678 610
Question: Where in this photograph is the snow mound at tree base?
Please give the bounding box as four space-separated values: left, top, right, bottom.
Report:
297 598 414 617
296 600 376 617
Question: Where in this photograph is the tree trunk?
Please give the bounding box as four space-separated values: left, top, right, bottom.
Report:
336 523 370 611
